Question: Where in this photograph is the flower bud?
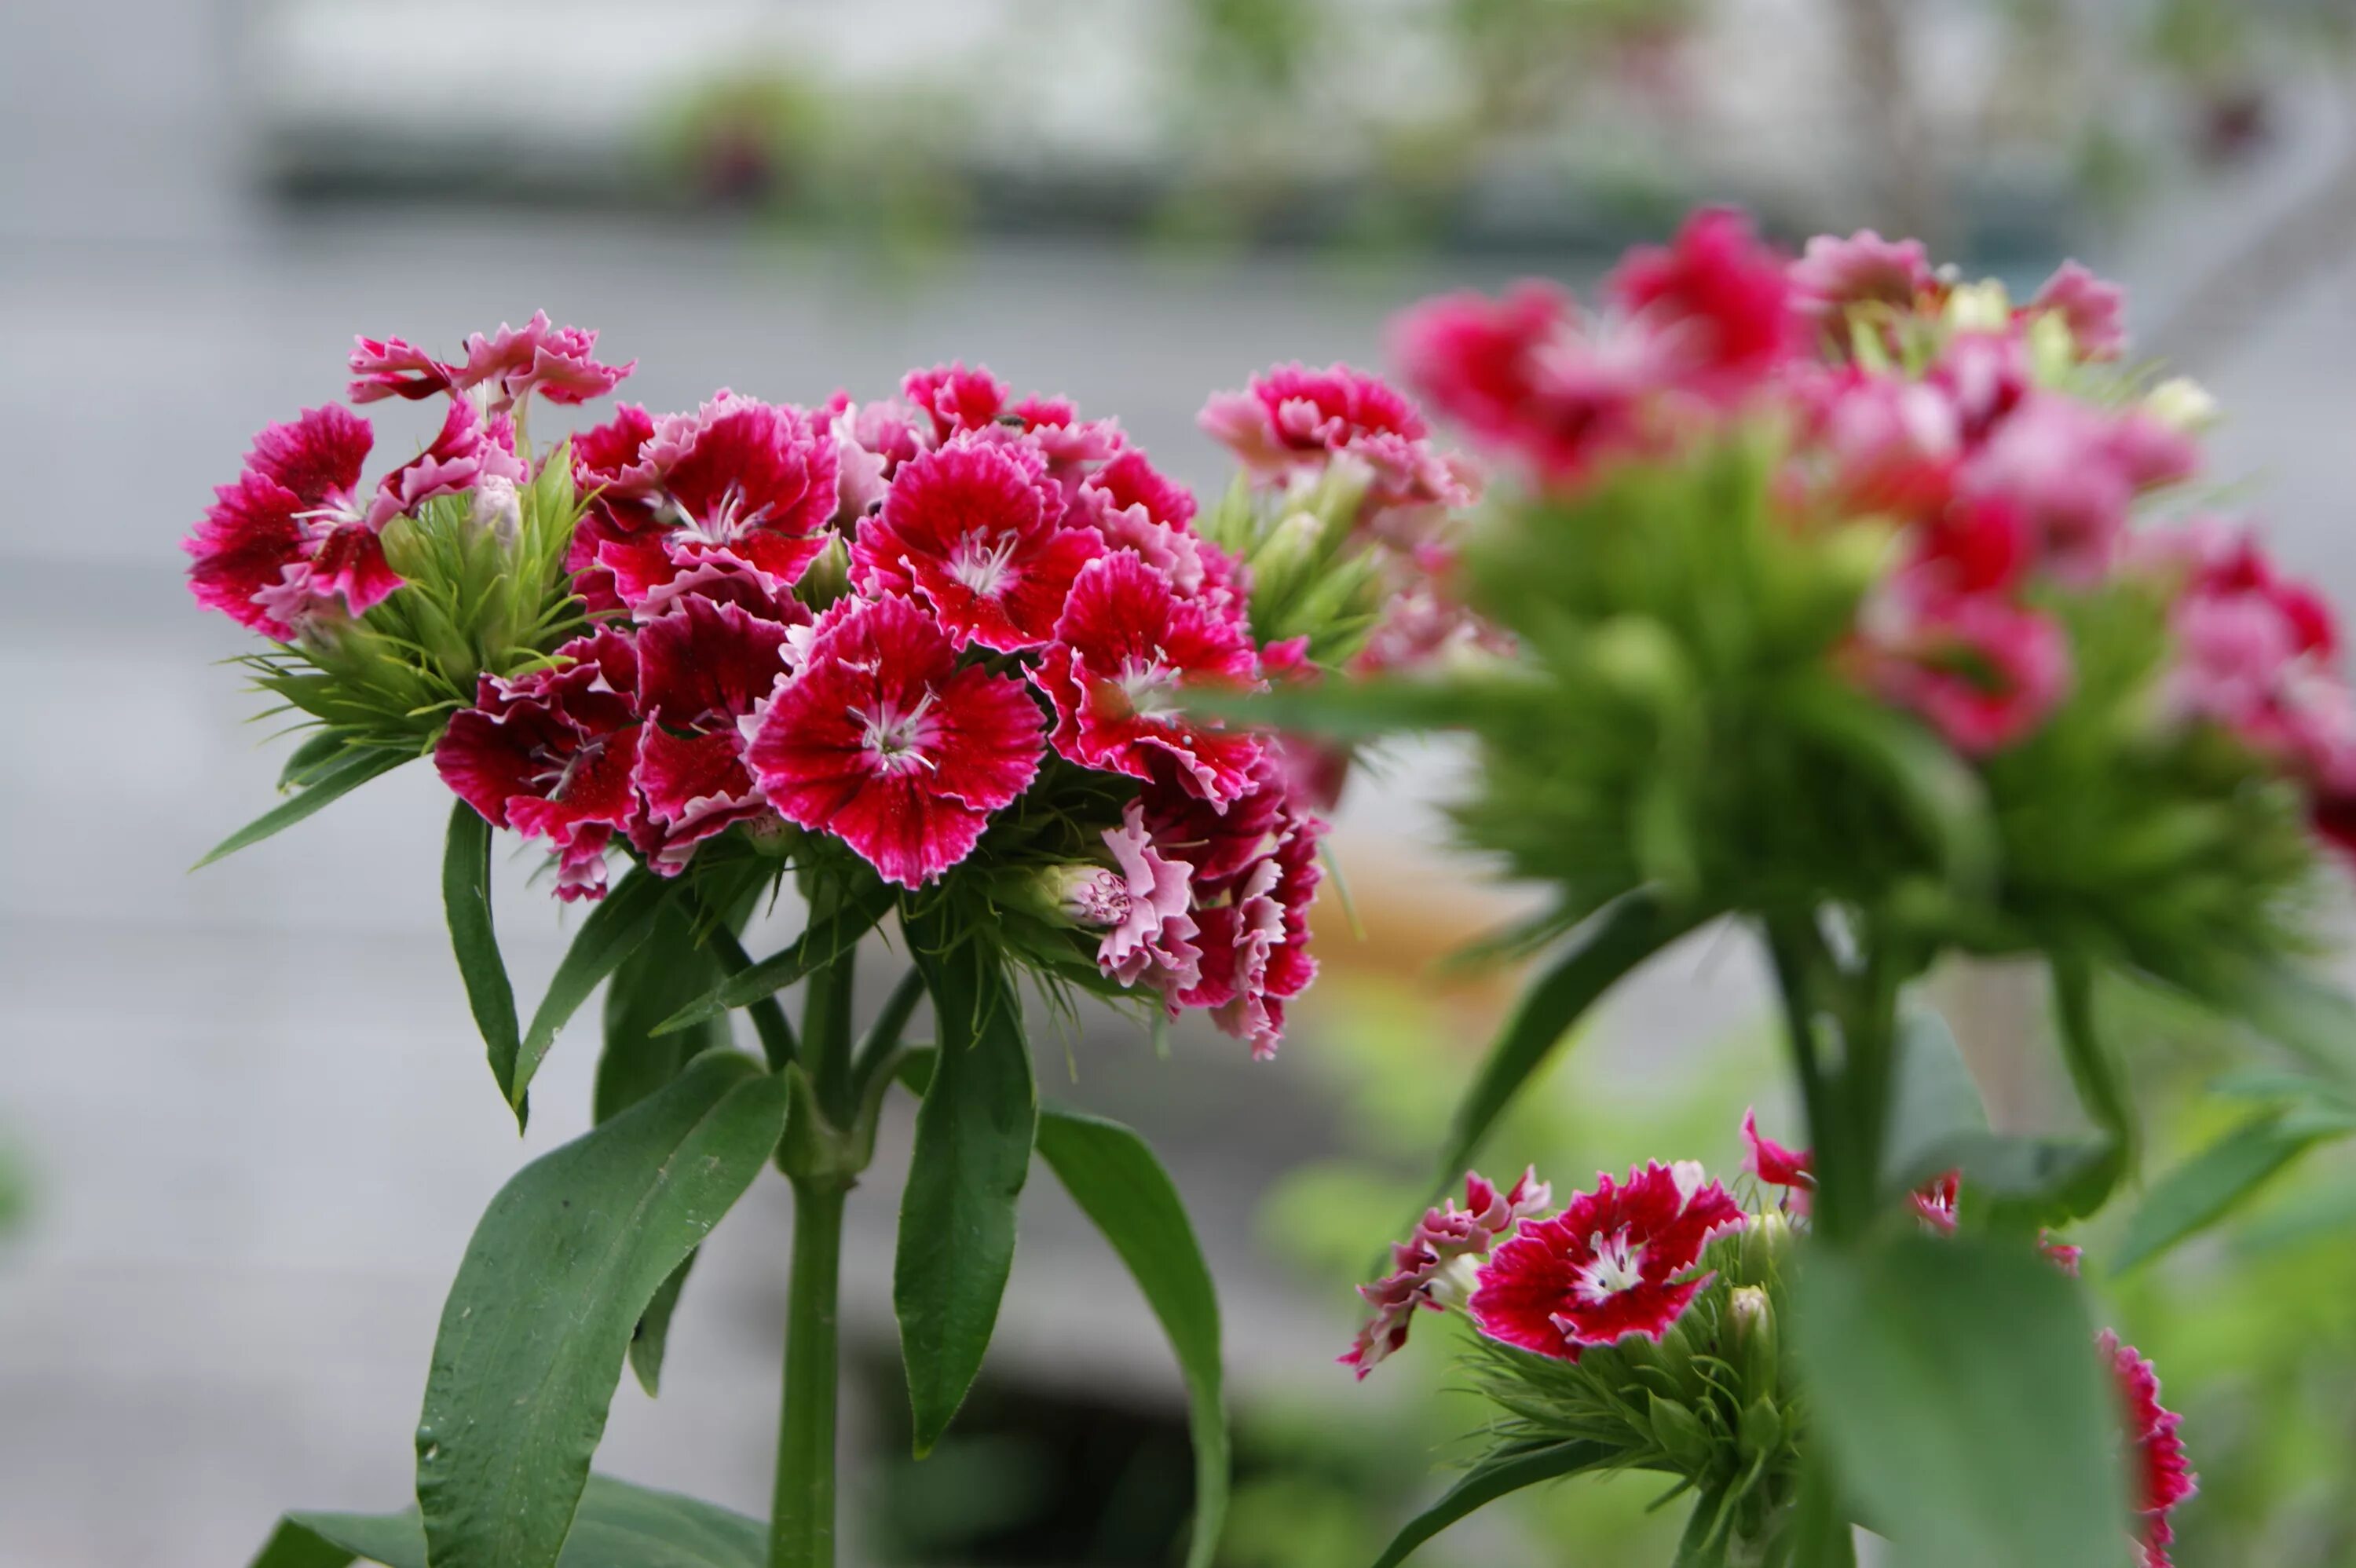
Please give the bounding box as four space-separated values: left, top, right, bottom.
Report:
2144 376 2219 435
468 474 523 550
1729 1285 1779 1396
999 863 1132 931
1737 1207 1791 1281
795 535 851 610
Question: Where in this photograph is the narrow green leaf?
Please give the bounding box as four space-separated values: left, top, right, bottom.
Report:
251 1475 765 1568
1368 1439 1614 1568
1793 1236 2127 1568
2113 1110 2351 1274
2047 956 2135 1215
627 1254 697 1399
443 802 523 1102
276 729 355 791
894 921 1036 1456
513 868 673 1119
653 879 897 1037
195 747 409 869
1036 1106 1227 1568
1429 894 1700 1198
596 901 734 1124
415 1052 788 1568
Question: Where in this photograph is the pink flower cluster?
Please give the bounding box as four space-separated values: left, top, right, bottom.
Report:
1391 211 2356 820
187 331 1350 1054
1740 1111 2195 1565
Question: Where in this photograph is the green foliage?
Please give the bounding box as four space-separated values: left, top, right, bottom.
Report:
443 800 522 1098
895 912 1038 1456
415 1052 789 1568
193 745 412 868
508 867 676 1124
1035 1105 1231 1568
247 1474 766 1568
1793 1236 2127 1568
655 873 896 1037
1367 1439 1617 1568
2115 1097 2356 1274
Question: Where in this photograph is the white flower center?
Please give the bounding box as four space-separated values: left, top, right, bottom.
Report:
1116 652 1181 724
1574 1226 1645 1303
946 530 1021 598
668 482 773 545
854 691 938 774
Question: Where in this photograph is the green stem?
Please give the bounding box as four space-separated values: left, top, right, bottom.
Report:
709 923 798 1069
803 912 860 1126
771 1175 847 1568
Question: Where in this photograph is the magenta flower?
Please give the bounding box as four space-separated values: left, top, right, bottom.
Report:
1606 207 1798 395
456 312 635 409
1035 550 1264 804
1856 587 2071 755
1788 229 1937 326
1073 448 1238 602
1092 802 1202 993
1341 1168 1553 1379
2102 1331 2197 1568
2030 261 2128 363
348 335 458 404
902 361 1012 442
1472 1161 1745 1359
434 629 644 901
627 595 801 874
1741 1108 1814 1191
1198 361 1474 521
589 396 841 612
745 595 1044 890
852 435 1103 652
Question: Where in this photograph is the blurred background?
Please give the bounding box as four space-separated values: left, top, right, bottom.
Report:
6 1 2356 1563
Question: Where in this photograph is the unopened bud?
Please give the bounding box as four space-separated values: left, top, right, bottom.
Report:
1002 863 1132 931
1729 1285 1778 1395
1738 1207 1791 1281
469 474 523 550
794 536 851 610
2144 376 2219 435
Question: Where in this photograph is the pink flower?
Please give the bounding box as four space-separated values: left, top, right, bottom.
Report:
1741 1108 1814 1190
1911 1169 1960 1234
591 397 841 612
1471 1161 1744 1358
1198 361 1474 520
1808 369 1963 521
361 395 525 532
1788 229 1937 326
573 403 664 500
2102 1331 2196 1568
624 595 803 873
1963 395 2193 583
1607 207 1798 395
744 595 1044 889
852 435 1103 652
902 361 1011 442
1072 448 1236 601
828 397 931 522
348 336 458 404
1035 550 1265 804
2030 261 2128 363
1341 1168 1553 1379
1093 802 1202 993
456 312 634 408
1857 587 2072 754
434 629 644 901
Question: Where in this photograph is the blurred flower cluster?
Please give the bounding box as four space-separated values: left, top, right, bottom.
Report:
1347 1114 2197 1566
1376 210 2354 988
186 325 1488 1056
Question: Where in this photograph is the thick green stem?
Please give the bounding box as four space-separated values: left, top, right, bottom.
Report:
1763 912 1900 1245
771 1175 847 1568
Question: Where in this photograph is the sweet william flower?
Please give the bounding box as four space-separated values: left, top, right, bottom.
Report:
745 594 1044 890
1788 229 1937 327
1855 586 2071 755
1093 802 1204 993
1199 361 1475 523
852 434 1103 652
1741 1107 1813 1192
1341 1168 1553 1378
2102 1330 2196 1568
1035 550 1265 804
457 312 635 409
627 594 803 875
1472 1161 1744 1358
903 361 1012 441
2029 261 2128 364
1607 207 1798 396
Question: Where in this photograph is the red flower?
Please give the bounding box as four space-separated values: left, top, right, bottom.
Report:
1788 230 1937 327
744 595 1044 889
852 435 1103 652
902 361 1011 442
347 335 457 404
1071 448 1238 602
1856 587 2071 755
1035 551 1264 804
1607 207 1798 395
1198 361 1473 520
1742 1108 1815 1191
1472 1161 1744 1358
434 629 644 901
590 397 840 612
1342 1168 1553 1379
2102 1331 2196 1567
1911 1169 1960 1234
625 595 803 874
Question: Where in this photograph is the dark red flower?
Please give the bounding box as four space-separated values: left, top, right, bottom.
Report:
1607 207 1799 393
1034 550 1264 804
744 595 1044 889
1741 1108 1815 1190
1472 1161 1744 1358
852 435 1102 652
902 361 1011 442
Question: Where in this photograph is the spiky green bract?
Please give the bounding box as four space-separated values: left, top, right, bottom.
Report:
1462 1220 1802 1557
236 445 590 755
1195 468 1392 667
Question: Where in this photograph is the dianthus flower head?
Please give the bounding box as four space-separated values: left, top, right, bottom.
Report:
2029 261 2128 364
1035 550 1265 805
1788 229 1938 327
1341 1167 1552 1379
1471 1160 1743 1359
1606 207 1799 396
744 594 1044 890
2102 1330 2196 1567
852 433 1102 652
1855 585 2071 755
1199 361 1475 521
349 313 631 410
902 361 1012 442
1741 1108 1815 1191
1093 801 1203 994
627 594 802 875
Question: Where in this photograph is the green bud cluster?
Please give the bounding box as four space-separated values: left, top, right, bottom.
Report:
1196 462 1392 667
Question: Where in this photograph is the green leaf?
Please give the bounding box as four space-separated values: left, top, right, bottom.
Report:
1429 894 1700 1198
1367 1438 1614 1568
277 729 356 790
653 879 897 1037
1793 1235 2127 1568
443 802 523 1103
194 747 409 869
894 921 1036 1457
247 1475 765 1568
1879 1008 1989 1189
2206 962 2356 1080
1780 676 1996 896
415 1052 788 1568
2046 956 2135 1215
2113 1109 2354 1274
1035 1106 1227 1568
512 868 673 1120
596 901 734 1124
627 1254 697 1400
